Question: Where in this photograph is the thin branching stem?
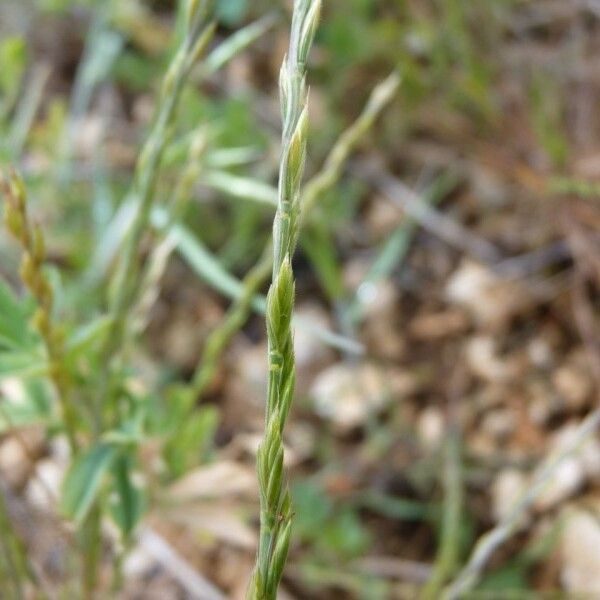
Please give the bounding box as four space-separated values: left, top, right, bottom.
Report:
422 425 463 599
192 72 399 404
133 128 208 336
78 4 215 595
97 1 214 429
301 72 400 219
442 409 600 599
191 246 272 398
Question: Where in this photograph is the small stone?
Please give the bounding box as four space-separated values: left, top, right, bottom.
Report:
49 435 71 465
0 437 31 489
482 408 515 440
231 342 268 408
445 259 529 328
417 407 445 450
358 280 405 359
365 198 401 240
123 546 155 578
74 116 103 159
358 279 398 320
342 258 370 292
469 432 497 458
162 313 205 371
527 379 558 426
466 336 514 383
311 362 416 432
492 469 529 523
560 506 600 593
527 337 554 368
293 302 335 373
553 353 593 411
25 459 65 509
409 309 469 340
364 318 406 359
0 427 45 490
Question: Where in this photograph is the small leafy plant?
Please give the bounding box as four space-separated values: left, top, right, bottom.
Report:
0 0 400 596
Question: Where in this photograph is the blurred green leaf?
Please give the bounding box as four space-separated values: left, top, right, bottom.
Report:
216 0 248 27
0 352 48 381
203 170 277 207
477 564 528 592
293 481 370 559
301 224 344 302
356 490 432 521
164 405 219 477
0 279 35 350
0 36 26 98
112 50 161 91
61 442 118 523
205 14 276 74
530 72 569 167
109 453 146 538
65 314 113 358
322 508 371 559
0 379 52 433
293 481 334 540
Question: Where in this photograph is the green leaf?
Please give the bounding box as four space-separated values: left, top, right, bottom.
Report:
357 490 432 521
109 454 146 538
0 352 48 380
164 405 219 477
0 36 26 97
301 224 344 302
61 443 118 523
203 170 277 207
0 278 35 350
0 381 51 433
205 15 276 74
477 563 528 592
321 508 371 559
65 314 113 357
216 0 248 27
293 481 333 541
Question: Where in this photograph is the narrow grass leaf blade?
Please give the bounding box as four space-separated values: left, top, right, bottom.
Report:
203 170 278 207
110 453 145 538
204 14 277 74
65 314 114 357
0 278 33 349
61 442 118 523
0 352 48 380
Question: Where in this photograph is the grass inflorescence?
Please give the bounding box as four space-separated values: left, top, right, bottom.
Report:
248 1 321 598
2 169 78 452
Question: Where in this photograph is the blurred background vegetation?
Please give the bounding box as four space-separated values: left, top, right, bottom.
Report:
1 0 600 598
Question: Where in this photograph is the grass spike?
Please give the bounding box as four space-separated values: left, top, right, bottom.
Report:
248 1 320 597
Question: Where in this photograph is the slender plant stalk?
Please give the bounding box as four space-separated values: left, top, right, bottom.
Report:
133 127 208 336
301 71 400 218
100 0 215 394
191 72 398 403
1 170 78 453
422 425 462 599
248 2 321 598
191 245 272 398
0 483 31 600
442 408 600 600
80 504 102 600
80 4 214 595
